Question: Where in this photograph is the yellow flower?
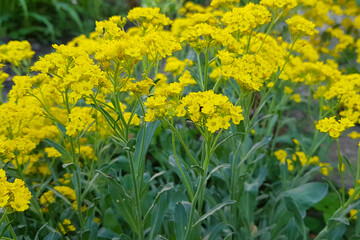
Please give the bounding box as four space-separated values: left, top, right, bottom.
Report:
274 149 287 163
45 147 62 158
58 219 76 235
292 138 300 146
290 94 301 103
284 86 293 95
286 15 318 36
0 170 32 212
348 131 360 139
261 0 297 9
319 163 332 176
316 116 355 139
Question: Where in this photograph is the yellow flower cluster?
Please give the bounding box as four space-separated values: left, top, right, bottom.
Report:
221 3 271 34
0 97 58 165
274 149 294 171
40 185 85 211
0 40 34 66
210 0 239 8
218 50 274 91
31 44 106 102
286 15 318 36
280 57 341 84
260 0 297 9
0 169 31 212
45 147 62 158
315 116 354 138
144 71 197 122
275 149 324 173
164 57 194 76
58 219 76 235
180 90 244 133
180 23 240 52
0 63 8 84
127 7 172 27
66 107 95 137
348 131 360 140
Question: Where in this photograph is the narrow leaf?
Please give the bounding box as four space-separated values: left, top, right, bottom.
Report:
193 200 236 227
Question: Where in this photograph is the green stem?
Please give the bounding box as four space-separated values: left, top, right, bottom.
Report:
290 130 320 188
212 76 222 92
337 139 345 205
163 119 199 166
184 134 211 240
256 11 283 54
172 131 194 200
314 185 360 240
196 52 204 91
4 214 18 240
127 150 144 240
203 49 209 91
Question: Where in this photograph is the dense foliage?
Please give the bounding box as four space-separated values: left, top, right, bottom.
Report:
1 0 360 239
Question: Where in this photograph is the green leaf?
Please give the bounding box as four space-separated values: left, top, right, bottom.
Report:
103 209 123 234
54 2 84 32
322 178 342 206
343 155 356 186
149 191 171 240
44 139 70 159
134 121 160 173
284 182 328 210
175 202 188 240
34 223 49 240
144 183 174 222
27 12 55 40
97 228 122 239
207 222 230 240
191 165 204 176
18 0 28 21
329 217 349 226
357 0 360 6
169 155 194 199
238 136 272 167
141 170 166 198
102 172 139 236
44 232 61 240
205 164 230 183
193 200 236 227
224 233 233 240
284 196 306 238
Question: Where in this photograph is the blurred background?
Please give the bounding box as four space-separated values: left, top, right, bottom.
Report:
0 0 210 43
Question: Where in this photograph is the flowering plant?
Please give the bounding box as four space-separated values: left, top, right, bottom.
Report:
1 0 360 239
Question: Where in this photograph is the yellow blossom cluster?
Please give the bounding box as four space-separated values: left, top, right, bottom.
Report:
221 3 271 34
275 149 327 173
321 74 360 123
164 57 194 76
66 107 95 137
0 63 8 84
127 7 172 28
58 219 76 235
144 71 197 122
260 0 298 9
286 15 318 36
0 41 34 66
0 96 58 166
0 169 31 212
218 50 274 91
210 0 239 8
40 185 85 212
280 56 341 84
179 90 244 133
315 116 354 138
